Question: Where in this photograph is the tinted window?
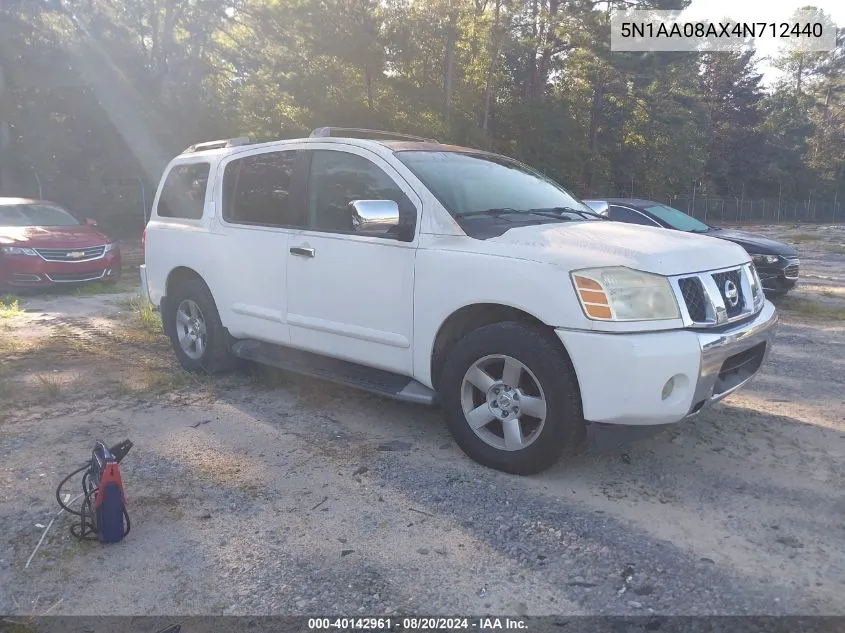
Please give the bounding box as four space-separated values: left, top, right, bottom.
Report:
395 150 596 220
157 163 210 219
644 204 710 232
608 206 658 226
0 203 80 227
306 150 414 236
223 151 304 227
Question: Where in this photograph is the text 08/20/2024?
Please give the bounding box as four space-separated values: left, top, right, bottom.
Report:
307 617 528 630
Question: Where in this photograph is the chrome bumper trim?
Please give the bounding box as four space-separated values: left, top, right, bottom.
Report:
687 300 778 415
44 270 107 283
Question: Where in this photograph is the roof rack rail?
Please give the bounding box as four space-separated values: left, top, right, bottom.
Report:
182 136 252 154
309 127 439 143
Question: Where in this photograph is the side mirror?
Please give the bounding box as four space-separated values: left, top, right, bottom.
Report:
84 217 99 227
349 200 400 235
582 200 609 215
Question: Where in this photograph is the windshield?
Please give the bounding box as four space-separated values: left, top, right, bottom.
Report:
644 204 710 232
0 203 81 227
395 150 597 220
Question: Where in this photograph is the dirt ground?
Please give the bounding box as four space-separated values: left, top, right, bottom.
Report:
1 225 844 618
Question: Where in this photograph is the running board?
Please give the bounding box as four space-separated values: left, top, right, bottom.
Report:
230 339 439 406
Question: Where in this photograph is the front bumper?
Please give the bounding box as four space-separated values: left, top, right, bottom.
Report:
0 250 121 287
756 258 799 294
556 300 778 426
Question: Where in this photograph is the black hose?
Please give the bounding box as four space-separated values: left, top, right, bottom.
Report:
56 461 130 541
55 463 88 516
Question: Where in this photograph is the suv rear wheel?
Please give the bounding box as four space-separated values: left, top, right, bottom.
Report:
438 321 585 475
165 278 236 373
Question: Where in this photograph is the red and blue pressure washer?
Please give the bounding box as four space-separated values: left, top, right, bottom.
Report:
56 439 133 543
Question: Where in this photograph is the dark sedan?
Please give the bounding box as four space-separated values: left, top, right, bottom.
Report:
583 198 800 297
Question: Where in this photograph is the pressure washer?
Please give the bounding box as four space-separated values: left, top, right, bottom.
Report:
55 439 133 543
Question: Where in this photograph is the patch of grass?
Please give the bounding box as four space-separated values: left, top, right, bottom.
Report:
779 297 845 321
125 294 162 333
790 232 823 243
823 244 845 255
36 373 62 398
0 294 24 318
72 280 135 296
0 331 19 354
140 363 197 393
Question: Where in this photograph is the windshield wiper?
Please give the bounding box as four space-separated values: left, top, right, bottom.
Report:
528 206 608 220
459 208 522 219
459 207 600 222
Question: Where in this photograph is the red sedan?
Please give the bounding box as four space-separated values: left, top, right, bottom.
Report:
0 198 122 290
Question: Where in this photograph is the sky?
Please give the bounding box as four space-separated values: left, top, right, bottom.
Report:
680 0 844 87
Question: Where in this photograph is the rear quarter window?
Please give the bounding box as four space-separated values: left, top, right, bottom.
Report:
156 162 211 219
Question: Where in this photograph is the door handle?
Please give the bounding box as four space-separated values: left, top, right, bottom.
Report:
290 246 315 257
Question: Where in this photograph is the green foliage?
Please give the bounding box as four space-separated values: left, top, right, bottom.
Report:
0 0 842 218
0 295 24 318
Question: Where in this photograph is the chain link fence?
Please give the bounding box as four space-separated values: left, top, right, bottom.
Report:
642 194 843 225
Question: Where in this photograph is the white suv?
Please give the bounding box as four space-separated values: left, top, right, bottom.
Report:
140 127 778 475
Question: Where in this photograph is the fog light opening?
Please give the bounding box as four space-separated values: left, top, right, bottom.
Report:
661 377 675 401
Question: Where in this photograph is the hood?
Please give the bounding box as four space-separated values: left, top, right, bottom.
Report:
703 227 798 257
0 225 113 249
481 221 751 276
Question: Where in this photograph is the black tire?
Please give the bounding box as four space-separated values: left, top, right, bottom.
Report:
164 277 237 373
438 321 585 475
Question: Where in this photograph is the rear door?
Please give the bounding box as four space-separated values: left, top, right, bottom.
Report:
211 146 309 343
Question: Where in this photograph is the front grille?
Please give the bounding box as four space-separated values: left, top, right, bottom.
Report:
45 270 105 282
711 269 745 318
34 245 106 262
678 277 708 322
784 263 799 279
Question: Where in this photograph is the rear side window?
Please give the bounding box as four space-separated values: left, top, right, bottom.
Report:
157 163 210 219
608 206 657 226
222 150 305 227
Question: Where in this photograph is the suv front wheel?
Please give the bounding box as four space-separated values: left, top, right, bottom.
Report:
439 322 585 475
165 278 236 373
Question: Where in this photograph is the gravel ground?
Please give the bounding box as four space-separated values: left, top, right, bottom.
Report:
1 224 844 618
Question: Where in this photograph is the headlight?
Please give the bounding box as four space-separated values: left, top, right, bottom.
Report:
751 253 779 265
571 266 680 321
1 246 37 256
103 243 117 253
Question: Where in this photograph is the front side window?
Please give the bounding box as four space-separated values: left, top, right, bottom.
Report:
394 150 597 222
644 204 710 233
157 163 210 219
0 203 80 227
223 150 305 227
306 150 415 237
